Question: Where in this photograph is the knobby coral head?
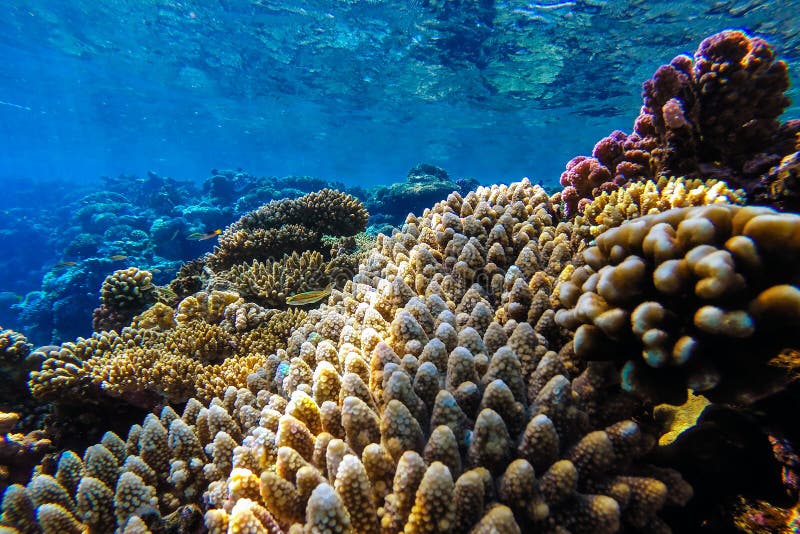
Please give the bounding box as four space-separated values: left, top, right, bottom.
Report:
557 29 800 217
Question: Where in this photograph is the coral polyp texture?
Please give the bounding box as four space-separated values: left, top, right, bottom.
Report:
556 204 800 405
91 267 158 333
6 179 705 533
558 30 800 216
575 176 745 238
5 31 800 534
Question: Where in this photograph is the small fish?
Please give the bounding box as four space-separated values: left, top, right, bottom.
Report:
109 254 128 261
169 229 180 241
286 283 333 306
54 261 77 268
187 229 222 241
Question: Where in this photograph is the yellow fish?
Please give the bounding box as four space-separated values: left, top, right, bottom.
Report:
286 283 333 306
109 254 128 261
187 228 222 241
54 261 77 268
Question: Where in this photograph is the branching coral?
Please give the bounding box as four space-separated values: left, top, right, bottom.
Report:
0 329 51 487
556 204 800 405
0 328 33 385
9 180 701 533
30 190 371 415
219 250 362 310
30 293 308 408
575 176 745 238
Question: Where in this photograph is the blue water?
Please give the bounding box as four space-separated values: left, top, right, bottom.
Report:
1 0 799 344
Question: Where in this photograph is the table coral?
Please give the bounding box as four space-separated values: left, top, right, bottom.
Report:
557 30 800 216
6 179 700 534
208 189 368 271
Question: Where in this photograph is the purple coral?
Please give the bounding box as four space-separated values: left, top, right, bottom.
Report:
558 30 800 216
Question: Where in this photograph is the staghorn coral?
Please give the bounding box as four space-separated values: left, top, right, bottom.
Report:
8 179 701 533
556 204 800 406
558 30 800 216
208 189 368 271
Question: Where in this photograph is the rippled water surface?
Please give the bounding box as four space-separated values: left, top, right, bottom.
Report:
2 0 799 185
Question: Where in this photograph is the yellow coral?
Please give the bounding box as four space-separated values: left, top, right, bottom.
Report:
577 177 745 237
15 179 704 534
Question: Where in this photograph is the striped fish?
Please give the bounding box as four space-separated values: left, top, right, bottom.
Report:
286 282 333 306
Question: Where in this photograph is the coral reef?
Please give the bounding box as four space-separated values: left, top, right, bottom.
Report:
0 410 51 493
208 189 368 271
9 179 710 533
1 27 798 534
219 251 357 309
366 164 473 224
558 30 800 216
575 176 745 238
0 329 51 490
92 268 159 332
11 171 370 347
0 329 47 432
0 328 34 389
753 146 800 212
21 189 372 427
30 295 309 408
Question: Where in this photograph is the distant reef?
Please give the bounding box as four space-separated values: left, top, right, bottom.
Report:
6 167 481 346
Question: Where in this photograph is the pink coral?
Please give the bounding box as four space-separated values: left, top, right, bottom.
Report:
559 157 613 216
557 30 800 216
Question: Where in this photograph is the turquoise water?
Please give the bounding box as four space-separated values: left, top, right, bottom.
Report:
3 1 799 185
1 3 799 532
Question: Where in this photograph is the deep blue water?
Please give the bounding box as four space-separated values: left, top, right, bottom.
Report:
2 0 800 344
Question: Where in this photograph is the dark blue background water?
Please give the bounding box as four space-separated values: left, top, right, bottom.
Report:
1 0 799 344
